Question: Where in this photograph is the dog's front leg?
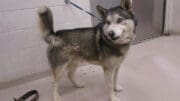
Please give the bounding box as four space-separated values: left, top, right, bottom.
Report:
114 66 123 92
104 68 120 101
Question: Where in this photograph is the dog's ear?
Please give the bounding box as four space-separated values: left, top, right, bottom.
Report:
121 0 132 11
96 5 107 18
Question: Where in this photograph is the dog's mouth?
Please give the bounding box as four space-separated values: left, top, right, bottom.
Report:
118 37 132 44
110 36 120 41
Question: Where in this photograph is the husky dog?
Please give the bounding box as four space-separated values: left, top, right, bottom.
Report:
38 0 137 101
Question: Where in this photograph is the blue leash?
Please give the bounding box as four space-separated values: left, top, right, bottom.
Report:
65 0 102 21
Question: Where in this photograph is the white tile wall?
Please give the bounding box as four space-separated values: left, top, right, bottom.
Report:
0 0 92 83
0 0 64 12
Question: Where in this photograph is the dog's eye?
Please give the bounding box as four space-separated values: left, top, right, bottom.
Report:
117 18 123 23
106 21 111 25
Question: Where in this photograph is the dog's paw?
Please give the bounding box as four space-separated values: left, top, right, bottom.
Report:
111 96 120 101
114 85 124 92
74 83 85 88
53 94 62 101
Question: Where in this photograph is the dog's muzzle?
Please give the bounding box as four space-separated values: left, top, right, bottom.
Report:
108 31 123 41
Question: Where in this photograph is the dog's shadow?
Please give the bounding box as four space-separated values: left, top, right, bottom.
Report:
59 83 83 95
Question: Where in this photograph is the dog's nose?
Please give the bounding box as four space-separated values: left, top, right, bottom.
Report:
108 31 115 38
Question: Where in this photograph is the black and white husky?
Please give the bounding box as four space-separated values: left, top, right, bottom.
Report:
38 0 137 101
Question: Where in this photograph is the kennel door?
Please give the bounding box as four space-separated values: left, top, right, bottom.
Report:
90 0 165 43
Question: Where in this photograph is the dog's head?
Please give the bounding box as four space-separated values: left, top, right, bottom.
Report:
97 0 137 45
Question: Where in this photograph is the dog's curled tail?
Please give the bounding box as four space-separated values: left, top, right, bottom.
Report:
38 6 55 44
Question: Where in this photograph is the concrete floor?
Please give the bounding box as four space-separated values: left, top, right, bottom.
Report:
0 36 180 101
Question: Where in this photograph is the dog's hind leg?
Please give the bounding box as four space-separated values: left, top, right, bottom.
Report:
113 67 123 92
53 81 61 101
52 65 67 101
53 71 61 101
67 61 85 88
